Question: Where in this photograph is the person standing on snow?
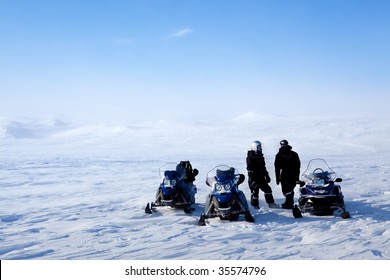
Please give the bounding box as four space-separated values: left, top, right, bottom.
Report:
274 139 301 209
246 141 278 209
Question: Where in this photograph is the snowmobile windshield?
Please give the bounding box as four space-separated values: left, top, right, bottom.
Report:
206 165 240 186
159 162 186 181
301 158 337 183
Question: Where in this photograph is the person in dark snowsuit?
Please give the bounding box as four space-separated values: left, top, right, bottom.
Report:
274 140 301 209
176 161 199 205
246 141 278 209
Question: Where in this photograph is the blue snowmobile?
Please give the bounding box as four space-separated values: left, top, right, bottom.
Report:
145 161 198 214
293 158 350 219
198 165 254 226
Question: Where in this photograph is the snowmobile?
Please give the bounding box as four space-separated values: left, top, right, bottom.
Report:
292 158 350 219
198 165 254 226
145 162 198 214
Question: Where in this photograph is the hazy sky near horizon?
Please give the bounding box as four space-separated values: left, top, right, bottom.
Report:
1 0 389 122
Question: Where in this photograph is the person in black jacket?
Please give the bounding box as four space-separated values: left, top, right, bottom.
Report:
274 140 301 209
246 141 278 209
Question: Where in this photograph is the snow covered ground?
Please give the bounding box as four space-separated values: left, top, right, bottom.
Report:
1 112 390 260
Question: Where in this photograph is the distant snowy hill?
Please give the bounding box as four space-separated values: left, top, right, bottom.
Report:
0 112 389 259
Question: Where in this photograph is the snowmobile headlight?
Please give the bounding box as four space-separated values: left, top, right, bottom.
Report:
164 179 175 187
215 184 223 191
224 184 232 191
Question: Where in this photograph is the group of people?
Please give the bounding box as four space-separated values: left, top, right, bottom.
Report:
246 139 301 210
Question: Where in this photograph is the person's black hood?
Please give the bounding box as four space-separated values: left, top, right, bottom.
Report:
279 144 292 153
248 150 263 156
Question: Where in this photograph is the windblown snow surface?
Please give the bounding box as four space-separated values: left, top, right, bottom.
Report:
0 112 389 260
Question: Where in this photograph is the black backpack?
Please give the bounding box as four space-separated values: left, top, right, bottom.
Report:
178 161 198 182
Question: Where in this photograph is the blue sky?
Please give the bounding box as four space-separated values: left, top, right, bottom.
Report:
1 0 389 122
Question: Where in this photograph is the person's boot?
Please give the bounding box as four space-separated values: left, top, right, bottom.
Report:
251 195 259 209
281 193 294 209
198 214 207 226
245 210 254 223
265 193 279 208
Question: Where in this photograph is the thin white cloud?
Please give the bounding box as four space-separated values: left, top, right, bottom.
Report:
171 28 193 38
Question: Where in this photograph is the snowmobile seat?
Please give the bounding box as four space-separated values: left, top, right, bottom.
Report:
216 168 235 182
164 170 177 179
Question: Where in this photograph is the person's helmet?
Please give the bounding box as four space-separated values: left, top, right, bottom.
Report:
280 139 289 146
250 141 262 153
